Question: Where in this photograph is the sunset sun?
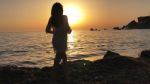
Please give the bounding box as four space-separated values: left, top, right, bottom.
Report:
64 6 82 25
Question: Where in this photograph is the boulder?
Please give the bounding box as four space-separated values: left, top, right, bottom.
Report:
140 50 150 59
139 50 150 64
0 51 150 84
103 51 120 59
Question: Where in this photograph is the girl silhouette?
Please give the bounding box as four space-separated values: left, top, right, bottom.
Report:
46 2 72 67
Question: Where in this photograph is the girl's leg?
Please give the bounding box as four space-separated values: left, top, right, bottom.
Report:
54 52 61 67
61 52 69 83
62 52 67 65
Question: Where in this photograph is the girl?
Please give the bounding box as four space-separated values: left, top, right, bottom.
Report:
46 2 72 67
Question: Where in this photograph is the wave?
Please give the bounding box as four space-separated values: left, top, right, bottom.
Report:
0 50 28 56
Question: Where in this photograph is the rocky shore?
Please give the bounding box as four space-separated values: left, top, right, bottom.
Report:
126 16 150 29
0 50 150 84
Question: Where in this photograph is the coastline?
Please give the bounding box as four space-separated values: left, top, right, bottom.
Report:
0 50 150 84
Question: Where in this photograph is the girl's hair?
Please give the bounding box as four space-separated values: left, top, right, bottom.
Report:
51 2 63 16
50 2 63 27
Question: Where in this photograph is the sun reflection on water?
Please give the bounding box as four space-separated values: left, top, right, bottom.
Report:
68 31 75 43
68 31 75 50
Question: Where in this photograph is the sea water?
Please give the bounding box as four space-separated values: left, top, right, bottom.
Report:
0 29 150 67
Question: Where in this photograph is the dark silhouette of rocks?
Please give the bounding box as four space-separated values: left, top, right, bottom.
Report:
122 25 126 29
140 50 150 58
0 50 150 84
90 28 100 31
103 51 120 59
113 27 121 30
90 28 94 31
112 26 126 30
126 16 150 29
139 50 150 64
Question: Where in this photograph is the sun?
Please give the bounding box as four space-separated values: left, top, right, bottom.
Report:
64 6 82 25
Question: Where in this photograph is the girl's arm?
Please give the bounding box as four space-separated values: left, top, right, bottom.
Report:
45 17 53 34
65 15 72 34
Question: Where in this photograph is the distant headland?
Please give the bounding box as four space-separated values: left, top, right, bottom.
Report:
126 16 150 29
89 16 150 31
112 16 150 30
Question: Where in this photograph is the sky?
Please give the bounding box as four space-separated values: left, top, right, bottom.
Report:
0 0 150 32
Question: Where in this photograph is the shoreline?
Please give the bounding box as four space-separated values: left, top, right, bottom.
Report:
0 50 150 84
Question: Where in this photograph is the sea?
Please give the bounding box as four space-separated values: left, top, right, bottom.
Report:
0 29 150 67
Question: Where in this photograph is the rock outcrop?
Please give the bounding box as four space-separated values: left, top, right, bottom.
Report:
139 50 150 64
0 50 150 84
126 16 150 29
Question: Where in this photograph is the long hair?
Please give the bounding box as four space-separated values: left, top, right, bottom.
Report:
51 2 63 27
51 2 63 16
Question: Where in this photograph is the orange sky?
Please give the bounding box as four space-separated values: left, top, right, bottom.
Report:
0 0 150 32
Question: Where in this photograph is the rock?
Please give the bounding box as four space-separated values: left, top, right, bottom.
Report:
94 56 144 70
0 51 150 84
139 50 150 64
90 56 150 84
126 16 150 29
103 51 120 59
113 27 121 30
140 50 150 59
